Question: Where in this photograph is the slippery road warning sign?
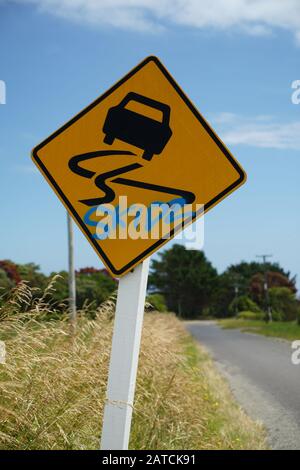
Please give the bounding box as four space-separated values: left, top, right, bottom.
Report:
32 56 246 276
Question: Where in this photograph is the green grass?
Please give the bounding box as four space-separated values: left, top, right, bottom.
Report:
219 318 300 341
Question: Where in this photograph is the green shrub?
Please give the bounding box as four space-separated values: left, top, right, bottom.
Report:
229 295 261 316
269 287 300 321
268 310 284 321
146 293 167 312
237 311 264 320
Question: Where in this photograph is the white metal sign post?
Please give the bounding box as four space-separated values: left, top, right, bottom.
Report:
101 258 150 450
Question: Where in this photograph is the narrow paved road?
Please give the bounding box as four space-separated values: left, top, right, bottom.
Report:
186 321 300 450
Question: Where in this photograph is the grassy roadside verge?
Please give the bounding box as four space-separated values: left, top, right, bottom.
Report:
0 283 266 449
177 336 267 449
131 317 267 450
219 318 300 341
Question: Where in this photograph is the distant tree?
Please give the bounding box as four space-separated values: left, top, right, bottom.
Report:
250 271 296 307
269 287 300 321
210 272 238 318
48 271 69 307
76 270 116 309
0 260 21 285
17 262 48 290
76 267 113 278
0 261 20 306
0 268 13 301
149 245 218 319
211 261 297 317
49 268 116 310
224 261 293 296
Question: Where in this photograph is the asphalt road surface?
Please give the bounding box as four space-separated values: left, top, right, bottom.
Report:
186 321 300 450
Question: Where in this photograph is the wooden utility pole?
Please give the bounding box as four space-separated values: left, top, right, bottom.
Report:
256 254 273 322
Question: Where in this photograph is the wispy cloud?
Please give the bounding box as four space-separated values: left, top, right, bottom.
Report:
13 164 39 174
12 0 300 42
211 113 300 150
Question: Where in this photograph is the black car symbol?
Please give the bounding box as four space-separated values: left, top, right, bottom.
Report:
102 92 172 161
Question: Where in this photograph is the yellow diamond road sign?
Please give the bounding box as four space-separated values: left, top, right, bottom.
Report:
32 56 246 277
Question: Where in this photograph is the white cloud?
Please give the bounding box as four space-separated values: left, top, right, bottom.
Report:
13 164 39 174
12 0 300 41
211 113 300 150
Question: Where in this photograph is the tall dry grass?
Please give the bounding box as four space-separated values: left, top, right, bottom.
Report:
0 281 266 450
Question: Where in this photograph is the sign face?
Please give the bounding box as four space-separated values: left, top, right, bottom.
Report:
32 56 246 277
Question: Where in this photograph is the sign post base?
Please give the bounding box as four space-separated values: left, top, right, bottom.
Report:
100 258 150 450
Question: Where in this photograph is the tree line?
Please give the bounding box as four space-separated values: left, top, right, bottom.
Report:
0 244 299 321
0 261 116 312
149 245 299 321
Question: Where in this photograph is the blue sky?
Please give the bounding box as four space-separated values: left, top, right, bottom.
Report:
0 0 300 285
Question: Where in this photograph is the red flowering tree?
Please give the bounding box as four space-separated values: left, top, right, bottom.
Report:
0 260 21 285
